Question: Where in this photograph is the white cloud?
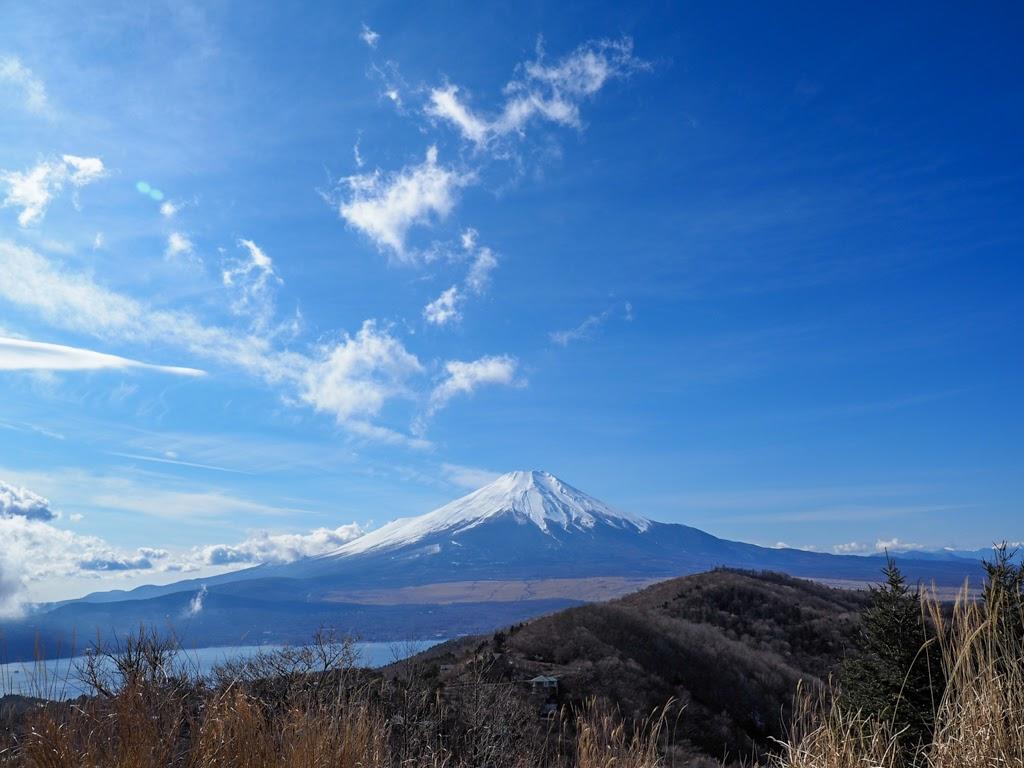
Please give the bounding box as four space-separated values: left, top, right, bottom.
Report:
423 285 463 326
0 241 511 445
0 557 24 618
772 541 818 551
78 552 162 571
194 523 365 566
0 471 369 612
426 85 490 145
0 513 167 616
345 419 432 449
337 146 473 259
165 231 194 260
426 37 647 149
550 309 610 346
0 479 56 521
0 336 205 377
875 537 925 553
1 155 106 226
421 355 520 428
90 486 308 522
300 320 423 427
360 23 380 48
465 246 498 294
832 541 870 555
421 232 498 326
549 301 633 346
61 155 106 186
0 239 290 382
369 61 406 110
160 200 181 217
0 55 50 115
222 238 282 330
93 232 104 250
832 538 927 555
441 462 502 489
3 465 312 527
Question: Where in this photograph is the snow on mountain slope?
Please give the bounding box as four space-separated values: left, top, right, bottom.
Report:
331 470 651 557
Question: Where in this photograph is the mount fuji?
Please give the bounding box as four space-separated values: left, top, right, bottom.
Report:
8 471 984 660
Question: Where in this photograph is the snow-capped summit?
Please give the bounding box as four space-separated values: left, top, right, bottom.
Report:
333 470 651 557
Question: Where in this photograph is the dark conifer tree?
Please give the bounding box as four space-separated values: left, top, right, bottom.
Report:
981 542 1024 658
840 557 944 757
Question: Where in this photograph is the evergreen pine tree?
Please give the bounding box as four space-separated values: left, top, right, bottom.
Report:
981 542 1024 658
840 557 944 755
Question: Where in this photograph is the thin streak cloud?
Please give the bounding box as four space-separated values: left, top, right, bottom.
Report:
0 336 205 377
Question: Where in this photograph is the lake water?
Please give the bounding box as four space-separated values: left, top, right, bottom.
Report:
0 640 441 700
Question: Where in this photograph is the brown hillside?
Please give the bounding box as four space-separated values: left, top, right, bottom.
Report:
403 569 869 764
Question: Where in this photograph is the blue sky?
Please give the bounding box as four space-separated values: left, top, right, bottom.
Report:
0 1 1021 606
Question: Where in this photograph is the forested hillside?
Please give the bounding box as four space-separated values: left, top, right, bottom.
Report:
396 569 869 763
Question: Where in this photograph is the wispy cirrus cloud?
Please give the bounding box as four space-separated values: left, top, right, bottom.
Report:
0 241 395 440
1 155 106 226
465 243 498 294
422 228 499 327
1 239 514 445
1 465 312 526
222 239 284 331
0 55 50 115
440 462 503 489
426 37 648 150
0 239 285 378
368 60 407 110
549 301 632 346
0 336 205 377
550 310 610 346
418 355 522 431
359 23 380 49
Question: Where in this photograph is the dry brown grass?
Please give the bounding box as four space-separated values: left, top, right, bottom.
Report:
571 698 669 768
0 633 669 768
768 588 1024 768
5 584 1020 768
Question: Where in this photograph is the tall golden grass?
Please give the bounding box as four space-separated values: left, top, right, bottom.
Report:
770 587 1024 768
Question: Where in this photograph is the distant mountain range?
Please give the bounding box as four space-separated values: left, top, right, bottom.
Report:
1 471 991 661
885 546 1022 563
